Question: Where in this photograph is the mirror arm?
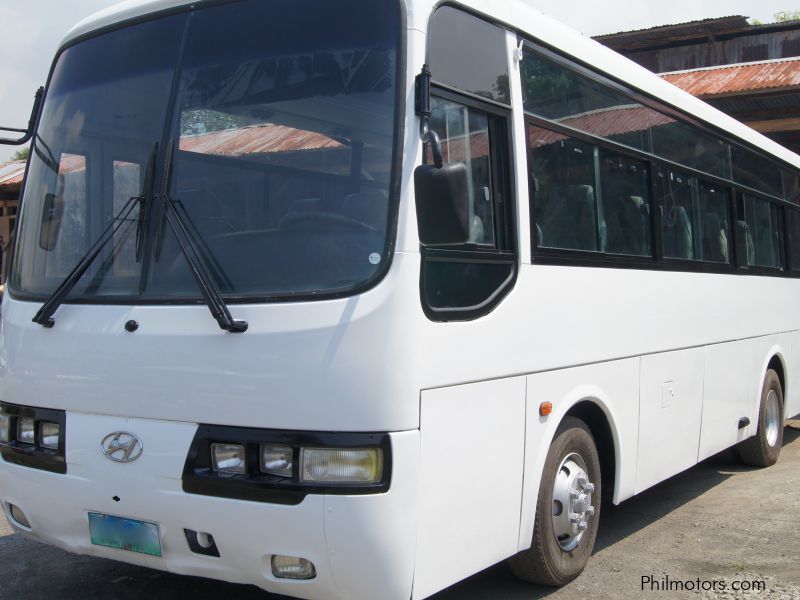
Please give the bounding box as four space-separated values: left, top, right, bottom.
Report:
0 86 44 147
415 64 443 169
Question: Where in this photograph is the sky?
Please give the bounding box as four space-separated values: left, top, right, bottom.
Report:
1 0 799 162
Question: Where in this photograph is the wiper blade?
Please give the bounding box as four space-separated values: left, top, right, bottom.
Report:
32 193 142 328
157 138 247 334
136 141 158 262
32 143 159 327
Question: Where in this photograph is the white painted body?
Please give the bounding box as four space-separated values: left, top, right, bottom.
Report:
2 1 799 599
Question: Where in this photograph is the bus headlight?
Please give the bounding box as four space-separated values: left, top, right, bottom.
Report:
260 445 293 477
17 418 35 444
300 448 383 483
211 443 246 475
183 426 391 503
39 422 60 450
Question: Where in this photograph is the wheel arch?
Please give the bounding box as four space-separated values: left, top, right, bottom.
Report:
760 346 788 418
564 400 617 505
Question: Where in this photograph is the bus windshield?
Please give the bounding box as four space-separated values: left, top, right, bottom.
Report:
12 0 400 302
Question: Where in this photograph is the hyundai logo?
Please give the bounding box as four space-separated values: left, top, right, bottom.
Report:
100 432 144 463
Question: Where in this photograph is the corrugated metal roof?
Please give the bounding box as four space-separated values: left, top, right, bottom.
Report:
596 15 749 40
527 106 675 149
661 57 800 97
0 160 26 188
179 124 343 155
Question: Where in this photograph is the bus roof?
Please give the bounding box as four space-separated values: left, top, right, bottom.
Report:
62 0 800 171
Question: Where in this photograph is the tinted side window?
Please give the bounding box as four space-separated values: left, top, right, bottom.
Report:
429 7 510 104
522 49 659 153
658 169 695 260
786 208 800 270
697 182 730 264
731 146 783 199
738 194 781 268
600 152 651 256
651 121 731 180
528 124 600 251
431 98 496 246
783 170 800 204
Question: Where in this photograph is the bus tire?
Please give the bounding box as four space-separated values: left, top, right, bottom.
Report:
737 369 784 467
509 416 601 587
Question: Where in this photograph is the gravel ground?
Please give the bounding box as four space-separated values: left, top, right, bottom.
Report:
1 422 799 600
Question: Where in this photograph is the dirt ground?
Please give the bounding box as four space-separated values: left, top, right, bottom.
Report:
1 422 799 600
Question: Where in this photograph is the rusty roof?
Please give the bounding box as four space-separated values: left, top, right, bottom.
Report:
0 160 26 189
180 124 343 155
661 57 800 97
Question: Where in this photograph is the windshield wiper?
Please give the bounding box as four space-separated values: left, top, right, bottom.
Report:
32 191 145 328
33 144 158 327
156 138 248 333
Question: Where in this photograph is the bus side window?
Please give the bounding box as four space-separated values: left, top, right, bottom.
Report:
738 194 781 269
527 125 600 252
421 7 516 321
786 207 800 271
658 169 694 261
429 98 496 247
599 152 651 257
697 182 730 264
421 96 515 318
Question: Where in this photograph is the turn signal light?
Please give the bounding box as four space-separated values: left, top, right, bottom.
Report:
0 412 9 444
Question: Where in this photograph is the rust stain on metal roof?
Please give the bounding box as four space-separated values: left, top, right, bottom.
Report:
179 124 343 155
662 57 800 97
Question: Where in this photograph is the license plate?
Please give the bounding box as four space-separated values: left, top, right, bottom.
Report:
88 512 162 557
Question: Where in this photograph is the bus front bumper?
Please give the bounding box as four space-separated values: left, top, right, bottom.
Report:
0 412 420 600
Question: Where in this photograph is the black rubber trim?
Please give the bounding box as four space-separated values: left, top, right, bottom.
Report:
184 529 221 557
0 403 67 475
182 425 392 505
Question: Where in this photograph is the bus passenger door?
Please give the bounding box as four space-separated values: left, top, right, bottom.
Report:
635 348 704 494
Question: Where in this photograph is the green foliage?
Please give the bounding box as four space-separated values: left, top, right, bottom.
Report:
180 109 240 136
10 146 29 161
774 10 800 22
749 18 764 25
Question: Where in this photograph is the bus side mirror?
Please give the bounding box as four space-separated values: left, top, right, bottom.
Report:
414 162 470 246
39 193 64 251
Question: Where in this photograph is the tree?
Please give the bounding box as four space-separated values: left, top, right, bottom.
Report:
10 146 29 161
774 10 800 22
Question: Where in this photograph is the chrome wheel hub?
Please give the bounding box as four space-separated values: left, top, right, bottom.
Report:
552 452 595 552
765 389 781 447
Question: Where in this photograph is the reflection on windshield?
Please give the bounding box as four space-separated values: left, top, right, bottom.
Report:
13 0 399 301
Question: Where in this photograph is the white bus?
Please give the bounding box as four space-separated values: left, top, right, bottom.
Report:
0 0 798 598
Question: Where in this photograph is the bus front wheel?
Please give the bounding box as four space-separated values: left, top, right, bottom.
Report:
509 416 601 587
737 368 784 467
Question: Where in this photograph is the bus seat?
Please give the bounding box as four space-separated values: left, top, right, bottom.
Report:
735 219 756 265
537 184 597 251
605 194 648 255
702 213 729 263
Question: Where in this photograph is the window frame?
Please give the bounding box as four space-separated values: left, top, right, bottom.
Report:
419 85 518 321
520 37 800 279
9 0 409 306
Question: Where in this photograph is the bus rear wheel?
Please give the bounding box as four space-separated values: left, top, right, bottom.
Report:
737 368 784 467
509 416 601 587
